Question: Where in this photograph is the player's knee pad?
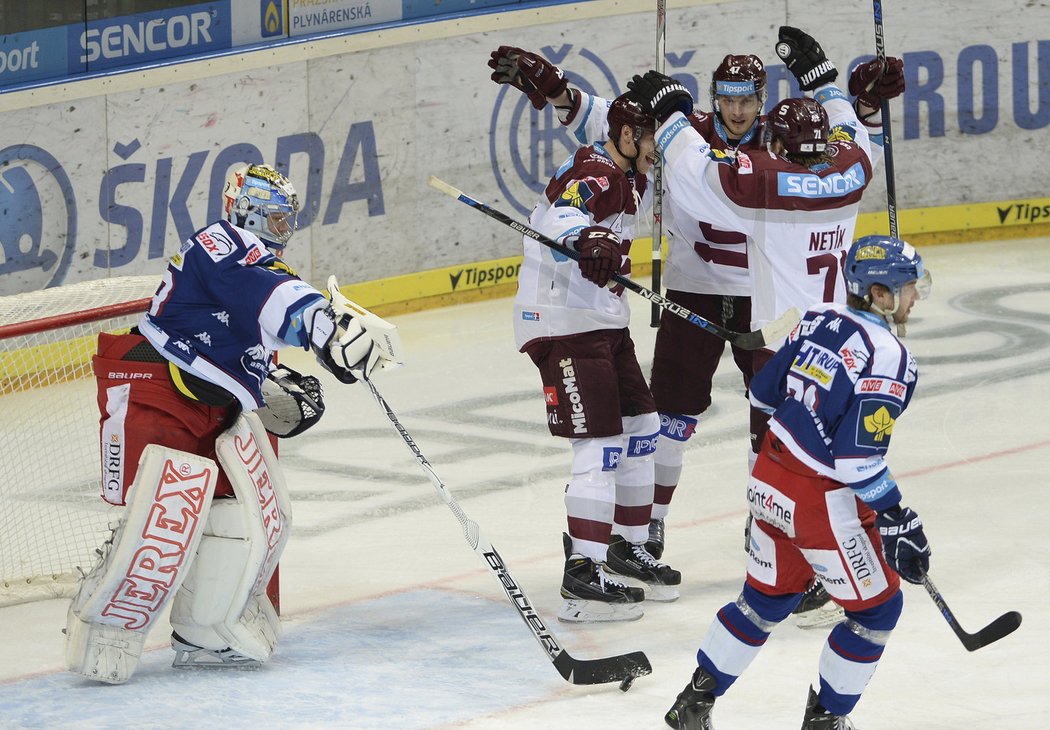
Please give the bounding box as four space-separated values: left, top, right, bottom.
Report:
565 436 621 559
618 413 660 484
66 445 218 683
169 412 292 662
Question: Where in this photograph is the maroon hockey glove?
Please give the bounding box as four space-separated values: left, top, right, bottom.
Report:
775 26 838 91
849 57 905 109
574 226 621 287
488 46 568 110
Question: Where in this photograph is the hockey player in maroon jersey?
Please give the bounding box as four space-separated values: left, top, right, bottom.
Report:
663 236 933 729
513 93 681 622
490 45 903 577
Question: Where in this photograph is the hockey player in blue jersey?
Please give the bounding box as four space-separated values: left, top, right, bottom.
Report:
665 236 933 729
66 163 401 684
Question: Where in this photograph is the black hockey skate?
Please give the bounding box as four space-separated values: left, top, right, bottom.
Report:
646 517 666 559
665 666 717 729
793 578 844 630
800 686 857 730
559 533 644 623
607 534 681 602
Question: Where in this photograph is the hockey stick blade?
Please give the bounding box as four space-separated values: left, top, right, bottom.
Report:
921 571 1022 651
428 176 799 350
361 375 652 685
553 647 652 685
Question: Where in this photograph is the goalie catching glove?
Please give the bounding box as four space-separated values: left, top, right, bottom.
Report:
258 364 325 438
309 276 404 383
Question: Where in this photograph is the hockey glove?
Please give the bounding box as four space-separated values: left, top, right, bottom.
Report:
849 57 905 111
876 505 931 585
626 70 693 123
488 46 567 110
573 226 621 287
775 26 838 91
259 364 326 438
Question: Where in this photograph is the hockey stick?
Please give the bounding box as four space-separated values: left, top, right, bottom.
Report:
650 0 667 328
359 374 652 687
920 568 1022 652
428 176 798 350
872 0 899 237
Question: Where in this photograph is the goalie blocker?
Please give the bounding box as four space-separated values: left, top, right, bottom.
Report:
66 412 292 683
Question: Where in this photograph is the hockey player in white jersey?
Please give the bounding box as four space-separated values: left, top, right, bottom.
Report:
664 236 933 729
490 41 904 578
514 93 681 622
65 163 401 684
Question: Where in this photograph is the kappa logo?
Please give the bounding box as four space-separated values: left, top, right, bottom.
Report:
0 145 78 289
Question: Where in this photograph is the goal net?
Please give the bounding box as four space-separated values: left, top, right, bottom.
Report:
0 276 158 606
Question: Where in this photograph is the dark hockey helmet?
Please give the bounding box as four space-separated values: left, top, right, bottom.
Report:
845 235 931 299
766 97 829 156
607 92 658 143
710 54 768 109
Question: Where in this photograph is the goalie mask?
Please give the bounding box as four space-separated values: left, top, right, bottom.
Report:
223 164 300 251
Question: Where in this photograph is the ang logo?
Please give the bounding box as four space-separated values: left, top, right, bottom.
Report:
0 145 77 291
489 45 620 217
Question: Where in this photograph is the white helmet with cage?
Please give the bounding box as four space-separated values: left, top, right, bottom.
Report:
222 164 300 250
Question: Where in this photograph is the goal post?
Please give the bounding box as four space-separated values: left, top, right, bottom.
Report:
0 276 158 606
0 275 283 610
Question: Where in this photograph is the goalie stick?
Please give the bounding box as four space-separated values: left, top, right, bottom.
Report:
920 569 1022 652
427 176 799 350
360 375 652 686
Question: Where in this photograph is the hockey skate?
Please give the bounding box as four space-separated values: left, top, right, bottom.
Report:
606 534 681 602
665 666 717 729
646 517 666 559
801 685 858 729
793 578 845 630
559 534 644 623
171 632 261 670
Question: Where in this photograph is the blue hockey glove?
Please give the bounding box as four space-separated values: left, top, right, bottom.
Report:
876 505 931 584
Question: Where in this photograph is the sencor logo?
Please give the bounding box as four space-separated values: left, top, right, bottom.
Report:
80 12 214 63
778 162 866 198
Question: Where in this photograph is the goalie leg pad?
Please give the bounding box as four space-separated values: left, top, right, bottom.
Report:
66 445 218 683
170 411 291 662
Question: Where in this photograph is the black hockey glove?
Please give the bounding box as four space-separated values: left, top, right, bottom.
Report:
849 57 905 110
488 46 568 110
259 364 326 438
573 226 621 287
626 70 693 123
876 505 931 585
775 26 838 91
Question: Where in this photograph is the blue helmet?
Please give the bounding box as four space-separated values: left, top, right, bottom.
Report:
222 163 299 250
845 235 930 299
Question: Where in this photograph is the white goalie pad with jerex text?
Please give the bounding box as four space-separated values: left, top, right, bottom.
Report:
169 411 292 661
66 445 218 683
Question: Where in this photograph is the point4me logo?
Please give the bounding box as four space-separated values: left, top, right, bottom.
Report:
489 45 620 218
0 145 78 289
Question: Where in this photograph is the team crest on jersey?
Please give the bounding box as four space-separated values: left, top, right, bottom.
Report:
197 229 236 262
707 147 735 165
556 180 595 211
857 401 900 446
829 125 857 143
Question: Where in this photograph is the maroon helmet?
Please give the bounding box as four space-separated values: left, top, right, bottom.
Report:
766 97 829 156
710 54 768 109
607 92 657 142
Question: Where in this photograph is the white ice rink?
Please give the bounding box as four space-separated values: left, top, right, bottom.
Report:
1 238 1047 729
